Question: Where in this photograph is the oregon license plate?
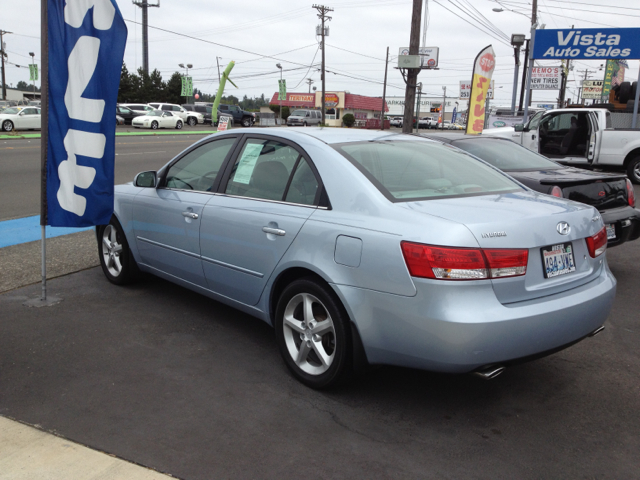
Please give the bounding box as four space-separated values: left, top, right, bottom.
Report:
541 242 576 278
606 224 616 240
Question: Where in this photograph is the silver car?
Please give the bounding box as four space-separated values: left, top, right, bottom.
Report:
98 128 616 388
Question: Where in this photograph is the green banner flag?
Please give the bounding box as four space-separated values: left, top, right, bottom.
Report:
181 76 193 96
602 60 615 99
29 64 38 82
278 79 286 100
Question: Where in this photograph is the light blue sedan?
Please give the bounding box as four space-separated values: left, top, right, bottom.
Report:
98 128 616 388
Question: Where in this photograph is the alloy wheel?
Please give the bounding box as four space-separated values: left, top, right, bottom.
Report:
101 225 123 277
282 293 336 375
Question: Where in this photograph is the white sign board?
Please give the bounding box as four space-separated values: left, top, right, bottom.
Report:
530 66 561 90
582 80 604 99
459 80 494 100
399 47 439 68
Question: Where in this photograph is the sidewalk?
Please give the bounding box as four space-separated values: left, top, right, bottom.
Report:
0 416 174 479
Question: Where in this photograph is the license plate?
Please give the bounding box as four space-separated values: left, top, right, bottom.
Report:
606 224 616 240
541 242 576 279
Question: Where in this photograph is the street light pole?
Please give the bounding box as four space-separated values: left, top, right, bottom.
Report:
276 63 282 123
510 34 525 115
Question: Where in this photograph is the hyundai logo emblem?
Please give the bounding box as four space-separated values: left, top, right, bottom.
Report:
557 222 571 235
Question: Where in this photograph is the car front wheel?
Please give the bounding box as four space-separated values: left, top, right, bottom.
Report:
275 278 352 389
98 217 138 285
151 121 159 130
187 117 197 126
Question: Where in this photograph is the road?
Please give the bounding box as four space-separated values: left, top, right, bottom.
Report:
0 134 205 221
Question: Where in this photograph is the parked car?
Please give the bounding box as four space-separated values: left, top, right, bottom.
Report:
483 107 640 184
0 106 41 132
116 114 125 126
97 128 615 389
116 105 145 125
287 109 322 127
425 134 640 248
131 110 183 130
120 103 156 114
182 104 214 125
390 117 403 128
218 103 255 127
148 103 196 125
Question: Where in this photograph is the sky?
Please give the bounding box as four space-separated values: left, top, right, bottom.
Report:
2 0 639 108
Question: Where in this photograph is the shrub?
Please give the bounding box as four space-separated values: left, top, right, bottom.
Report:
342 113 355 128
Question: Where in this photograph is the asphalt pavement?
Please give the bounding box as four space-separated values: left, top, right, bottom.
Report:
1 227 639 479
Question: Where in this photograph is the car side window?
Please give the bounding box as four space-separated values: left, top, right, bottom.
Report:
165 138 237 192
285 158 319 205
220 105 228 111
161 105 171 111
225 139 301 201
173 105 181 112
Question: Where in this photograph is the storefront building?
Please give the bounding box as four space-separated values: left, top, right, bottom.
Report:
385 95 467 122
269 91 388 127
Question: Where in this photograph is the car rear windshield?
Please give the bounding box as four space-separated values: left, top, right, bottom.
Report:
334 139 522 202
451 137 562 171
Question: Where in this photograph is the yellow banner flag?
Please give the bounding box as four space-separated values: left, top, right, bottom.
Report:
466 45 496 135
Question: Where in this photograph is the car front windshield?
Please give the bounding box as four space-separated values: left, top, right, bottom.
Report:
334 139 522 202
291 110 308 117
452 138 562 171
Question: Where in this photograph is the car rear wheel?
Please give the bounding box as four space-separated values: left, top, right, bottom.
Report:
187 117 197 126
275 278 352 389
2 120 14 132
627 156 640 184
241 117 252 127
151 121 158 130
176 120 183 130
98 217 137 285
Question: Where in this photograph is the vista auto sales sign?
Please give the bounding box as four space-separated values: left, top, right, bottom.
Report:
532 28 640 60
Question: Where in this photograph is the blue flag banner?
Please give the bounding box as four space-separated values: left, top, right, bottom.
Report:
46 0 127 227
451 107 457 124
532 28 640 60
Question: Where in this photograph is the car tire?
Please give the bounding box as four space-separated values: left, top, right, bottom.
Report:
151 121 158 130
619 81 632 103
241 117 252 127
275 277 352 389
176 120 183 130
627 156 640 185
2 120 14 132
303 121 307 127
187 117 197 126
98 216 138 285
626 100 636 113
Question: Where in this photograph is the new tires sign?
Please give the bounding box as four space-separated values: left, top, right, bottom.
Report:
532 28 640 60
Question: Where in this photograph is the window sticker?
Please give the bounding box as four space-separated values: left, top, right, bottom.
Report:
234 143 264 184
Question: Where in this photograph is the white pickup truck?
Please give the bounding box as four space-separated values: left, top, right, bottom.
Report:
483 108 640 184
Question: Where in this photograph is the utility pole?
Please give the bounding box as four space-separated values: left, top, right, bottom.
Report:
441 86 446 130
380 47 389 130
132 1 160 75
306 78 314 93
216 57 222 83
0 30 11 100
313 4 333 125
522 0 538 124
402 0 422 133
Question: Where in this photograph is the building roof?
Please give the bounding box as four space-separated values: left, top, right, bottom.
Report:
269 92 315 108
344 93 388 112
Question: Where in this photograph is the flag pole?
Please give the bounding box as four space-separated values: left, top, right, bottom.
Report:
40 0 48 301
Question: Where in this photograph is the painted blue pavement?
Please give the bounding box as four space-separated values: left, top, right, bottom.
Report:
0 216 93 248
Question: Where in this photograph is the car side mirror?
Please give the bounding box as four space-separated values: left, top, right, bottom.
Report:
134 171 157 188
514 124 524 132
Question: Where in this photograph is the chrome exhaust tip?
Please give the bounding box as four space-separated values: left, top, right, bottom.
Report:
473 365 506 380
588 325 605 337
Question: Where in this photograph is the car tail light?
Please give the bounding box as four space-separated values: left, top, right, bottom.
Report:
550 186 563 198
586 226 607 258
626 179 635 207
401 242 528 281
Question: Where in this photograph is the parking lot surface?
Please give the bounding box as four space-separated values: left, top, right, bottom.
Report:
1 236 639 479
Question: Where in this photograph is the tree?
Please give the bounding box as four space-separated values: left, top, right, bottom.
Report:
149 68 165 101
16 80 29 91
165 72 182 104
117 63 135 103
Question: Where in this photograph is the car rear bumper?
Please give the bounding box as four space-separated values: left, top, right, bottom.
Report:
600 205 640 247
332 263 616 373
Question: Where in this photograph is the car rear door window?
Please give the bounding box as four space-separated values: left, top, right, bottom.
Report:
225 139 301 201
164 138 237 192
285 158 319 205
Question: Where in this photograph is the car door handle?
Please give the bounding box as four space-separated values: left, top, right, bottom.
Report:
181 211 199 219
262 227 286 236
532 134 536 140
